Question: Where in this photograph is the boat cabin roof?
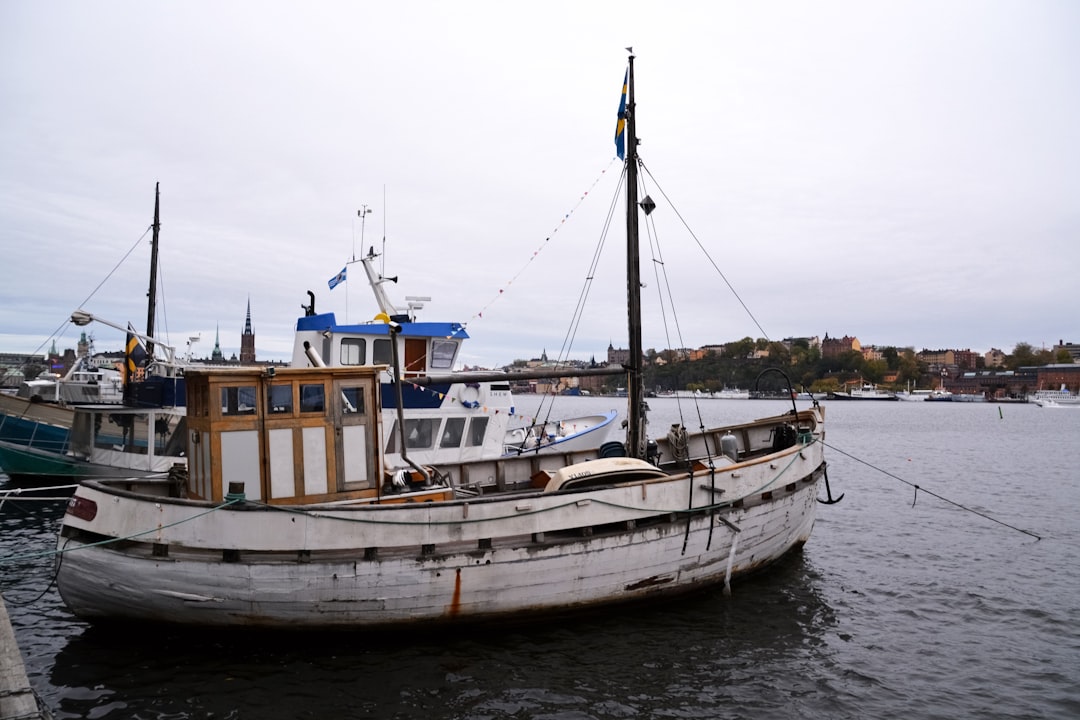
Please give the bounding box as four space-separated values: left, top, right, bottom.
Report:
296 312 469 340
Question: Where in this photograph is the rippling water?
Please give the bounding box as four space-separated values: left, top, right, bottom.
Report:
2 398 1078 719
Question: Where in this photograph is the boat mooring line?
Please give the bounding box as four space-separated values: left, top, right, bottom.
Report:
822 441 1041 540
0 497 244 566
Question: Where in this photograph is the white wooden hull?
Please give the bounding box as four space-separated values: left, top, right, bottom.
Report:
56 441 824 628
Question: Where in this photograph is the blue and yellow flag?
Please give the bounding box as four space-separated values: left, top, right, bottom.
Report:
614 69 628 160
125 326 147 381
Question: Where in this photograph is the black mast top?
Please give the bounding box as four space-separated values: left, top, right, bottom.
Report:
145 182 161 360
623 52 645 459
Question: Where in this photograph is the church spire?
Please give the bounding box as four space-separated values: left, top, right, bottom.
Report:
211 324 224 364
240 296 256 365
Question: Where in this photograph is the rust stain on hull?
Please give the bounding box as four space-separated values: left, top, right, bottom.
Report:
448 568 462 617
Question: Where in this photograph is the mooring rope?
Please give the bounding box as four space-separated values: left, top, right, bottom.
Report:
823 441 1041 540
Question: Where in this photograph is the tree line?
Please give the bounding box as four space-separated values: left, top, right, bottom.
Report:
632 339 1071 395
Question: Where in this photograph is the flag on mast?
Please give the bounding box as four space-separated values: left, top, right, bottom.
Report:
614 69 628 160
328 266 347 290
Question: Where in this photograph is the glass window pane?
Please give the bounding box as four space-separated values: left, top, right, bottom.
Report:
300 384 325 413
385 419 400 453
440 417 465 447
340 387 365 415
221 386 257 416
268 384 293 414
430 340 457 369
467 416 489 447
340 338 365 366
373 339 392 366
403 418 435 449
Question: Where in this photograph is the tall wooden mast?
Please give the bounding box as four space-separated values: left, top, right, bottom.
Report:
145 182 161 359
624 52 645 459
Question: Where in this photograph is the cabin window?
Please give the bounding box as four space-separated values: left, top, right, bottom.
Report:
340 338 365 366
372 339 392 366
220 385 257 416
340 387 365 414
267 384 293 414
403 418 435 449
300 384 325 413
430 340 457 370
440 417 465 448
466 416 488 447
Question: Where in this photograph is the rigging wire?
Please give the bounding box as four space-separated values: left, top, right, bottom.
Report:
530 166 625 427
637 160 702 434
26 225 154 358
639 161 772 343
448 158 620 343
156 251 170 351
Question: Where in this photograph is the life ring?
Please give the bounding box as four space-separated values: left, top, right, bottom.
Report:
458 382 484 409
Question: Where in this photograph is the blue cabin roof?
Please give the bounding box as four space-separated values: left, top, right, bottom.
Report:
296 313 468 339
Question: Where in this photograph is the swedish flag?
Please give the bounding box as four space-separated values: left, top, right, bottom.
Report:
125 329 146 379
614 69 628 160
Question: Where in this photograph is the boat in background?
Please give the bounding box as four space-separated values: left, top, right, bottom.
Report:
53 53 832 629
1029 384 1080 407
0 184 188 481
715 387 750 400
895 380 928 402
291 248 620 469
923 371 953 402
827 382 898 401
950 393 987 403
924 388 954 402
896 390 929 401
0 319 187 481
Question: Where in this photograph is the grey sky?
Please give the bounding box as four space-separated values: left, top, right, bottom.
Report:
2 1 1077 367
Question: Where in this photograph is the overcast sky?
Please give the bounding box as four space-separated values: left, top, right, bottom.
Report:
2 1 1077 368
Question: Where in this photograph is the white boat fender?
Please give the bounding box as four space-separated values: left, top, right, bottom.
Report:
720 432 738 462
459 383 484 409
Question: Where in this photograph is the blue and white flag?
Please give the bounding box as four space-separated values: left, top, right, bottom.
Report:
328 266 346 290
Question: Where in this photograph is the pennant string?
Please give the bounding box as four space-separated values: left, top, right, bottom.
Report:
444 159 617 340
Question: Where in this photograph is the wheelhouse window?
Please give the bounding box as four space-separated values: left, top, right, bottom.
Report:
340 386 365 415
299 384 325 413
267 384 293 414
403 418 435 449
466 416 489 447
430 340 457 370
440 417 465 448
220 385 257 416
340 338 365 366
373 339 392 366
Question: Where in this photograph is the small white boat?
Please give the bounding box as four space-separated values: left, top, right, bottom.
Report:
1029 385 1080 407
895 381 929 402
827 382 898 401
503 409 619 454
